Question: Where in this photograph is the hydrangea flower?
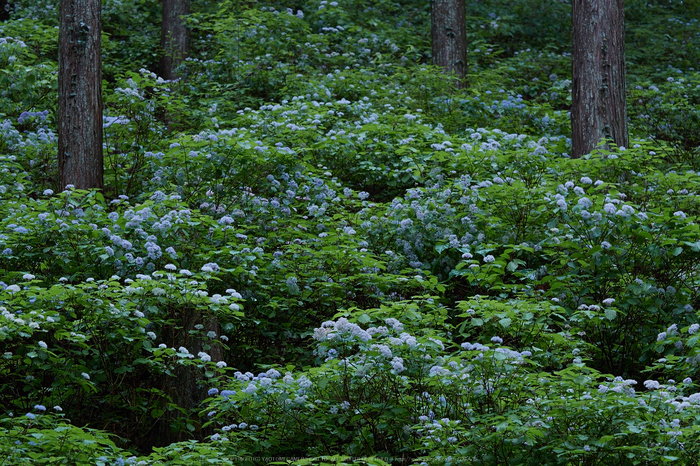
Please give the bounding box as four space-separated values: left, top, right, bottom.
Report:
221 390 236 399
644 380 661 390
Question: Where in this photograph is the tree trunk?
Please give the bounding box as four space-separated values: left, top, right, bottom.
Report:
144 313 223 449
0 0 10 21
58 0 103 190
571 0 628 158
160 0 190 80
431 0 468 88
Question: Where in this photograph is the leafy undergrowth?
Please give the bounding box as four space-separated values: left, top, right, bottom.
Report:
2 0 700 465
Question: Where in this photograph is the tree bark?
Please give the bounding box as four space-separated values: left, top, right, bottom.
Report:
58 0 103 190
160 0 190 80
431 0 468 88
0 0 10 21
571 0 628 158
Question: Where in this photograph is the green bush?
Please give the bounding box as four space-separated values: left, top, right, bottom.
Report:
2 0 700 463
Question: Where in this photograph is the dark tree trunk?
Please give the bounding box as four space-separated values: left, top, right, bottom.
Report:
571 0 628 158
431 0 468 88
160 0 190 80
145 313 223 449
0 0 10 21
58 0 103 190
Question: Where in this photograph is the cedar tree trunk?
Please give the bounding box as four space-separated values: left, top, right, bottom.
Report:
0 0 10 21
571 0 628 158
161 0 190 80
58 0 103 190
146 314 222 449
431 0 468 88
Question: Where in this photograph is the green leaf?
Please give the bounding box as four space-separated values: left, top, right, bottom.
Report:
494 420 509 430
435 243 449 254
684 241 700 252
604 308 617 321
574 375 589 385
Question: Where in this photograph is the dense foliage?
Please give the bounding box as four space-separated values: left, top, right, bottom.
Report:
1 0 700 464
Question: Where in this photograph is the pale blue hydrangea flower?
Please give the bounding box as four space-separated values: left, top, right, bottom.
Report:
644 380 661 390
